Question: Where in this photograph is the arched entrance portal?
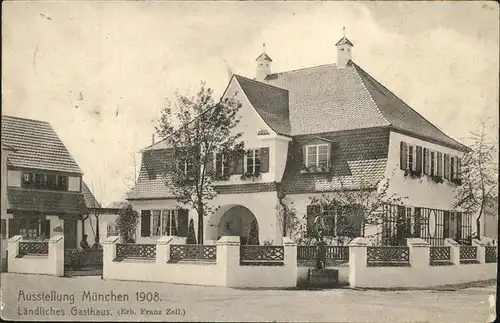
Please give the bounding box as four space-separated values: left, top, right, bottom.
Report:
206 205 259 245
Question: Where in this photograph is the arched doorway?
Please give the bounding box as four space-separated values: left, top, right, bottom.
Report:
207 205 259 245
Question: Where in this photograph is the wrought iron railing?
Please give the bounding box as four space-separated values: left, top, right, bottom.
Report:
297 246 317 260
240 245 284 265
429 246 451 265
459 246 477 263
326 246 349 261
18 241 49 255
170 245 216 262
485 246 497 263
116 244 156 260
367 246 410 267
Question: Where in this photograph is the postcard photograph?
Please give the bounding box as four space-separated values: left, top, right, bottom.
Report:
1 1 498 322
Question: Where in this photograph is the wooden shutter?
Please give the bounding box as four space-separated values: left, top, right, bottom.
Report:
205 152 214 174
177 209 189 237
260 147 270 173
456 157 462 180
423 148 429 175
437 152 443 176
8 218 20 238
400 142 408 170
415 146 423 173
234 155 244 174
140 210 151 237
443 211 450 238
456 212 462 241
414 207 421 238
1 219 6 239
444 154 450 179
42 219 51 239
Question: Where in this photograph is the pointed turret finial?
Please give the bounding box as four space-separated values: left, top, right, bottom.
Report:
343 26 346 37
263 43 266 53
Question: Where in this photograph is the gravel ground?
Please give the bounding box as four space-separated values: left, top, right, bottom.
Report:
0 273 496 322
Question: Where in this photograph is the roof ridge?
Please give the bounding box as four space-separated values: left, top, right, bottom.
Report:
2 115 51 124
233 74 289 92
265 63 335 78
351 62 469 150
351 61 391 126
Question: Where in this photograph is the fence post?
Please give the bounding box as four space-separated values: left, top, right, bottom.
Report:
444 238 460 266
283 237 298 287
216 236 240 287
157 236 173 264
7 235 22 273
407 238 429 269
49 235 64 276
348 237 369 288
471 239 485 264
102 236 119 279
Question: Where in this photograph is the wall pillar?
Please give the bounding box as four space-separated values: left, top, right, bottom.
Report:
102 235 119 279
444 238 460 266
348 237 369 288
49 235 64 276
283 237 297 286
216 236 240 287
472 239 486 264
157 236 173 264
7 235 22 271
407 238 430 269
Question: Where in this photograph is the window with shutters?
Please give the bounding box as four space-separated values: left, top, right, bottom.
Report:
408 145 414 170
423 148 430 175
245 149 261 174
430 150 435 176
305 144 329 168
215 153 229 178
148 209 188 236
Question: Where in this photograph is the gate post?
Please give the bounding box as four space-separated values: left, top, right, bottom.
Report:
348 237 369 288
49 235 64 277
444 238 460 266
472 239 486 264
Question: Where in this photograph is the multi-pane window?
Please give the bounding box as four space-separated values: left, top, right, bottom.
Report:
430 151 435 176
246 149 261 174
450 156 456 180
408 145 414 170
215 153 229 177
306 144 328 168
9 218 50 239
152 209 179 236
22 171 69 191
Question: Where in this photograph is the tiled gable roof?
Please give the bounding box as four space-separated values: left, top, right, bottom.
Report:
7 188 88 215
82 182 101 209
281 128 390 194
234 75 291 136
264 61 467 151
264 63 390 136
1 115 82 173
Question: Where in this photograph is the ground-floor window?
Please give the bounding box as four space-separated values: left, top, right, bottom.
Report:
8 217 50 240
141 209 189 237
306 204 363 238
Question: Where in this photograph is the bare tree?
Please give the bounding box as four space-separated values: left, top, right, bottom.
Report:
453 117 498 238
156 83 245 244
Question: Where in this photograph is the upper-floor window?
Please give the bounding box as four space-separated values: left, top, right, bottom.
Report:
246 149 261 174
400 141 461 183
306 144 328 168
215 153 229 177
21 171 69 191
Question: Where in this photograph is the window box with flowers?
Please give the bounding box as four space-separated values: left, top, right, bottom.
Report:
300 164 330 174
430 174 444 184
403 169 422 179
240 170 261 181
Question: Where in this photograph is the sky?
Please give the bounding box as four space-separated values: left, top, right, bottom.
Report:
2 1 499 205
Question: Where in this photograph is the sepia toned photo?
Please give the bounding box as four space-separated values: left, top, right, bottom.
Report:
1 1 498 322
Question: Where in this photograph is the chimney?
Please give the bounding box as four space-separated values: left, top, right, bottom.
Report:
335 27 354 69
255 43 273 81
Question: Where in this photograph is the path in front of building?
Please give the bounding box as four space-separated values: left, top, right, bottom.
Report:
0 273 496 322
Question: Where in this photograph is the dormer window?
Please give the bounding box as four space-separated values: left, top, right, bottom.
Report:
306 144 328 168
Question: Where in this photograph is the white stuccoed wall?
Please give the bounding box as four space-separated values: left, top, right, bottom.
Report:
384 131 465 210
8 235 64 276
103 236 298 288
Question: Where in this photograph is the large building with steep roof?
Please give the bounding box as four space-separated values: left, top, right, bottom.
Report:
127 34 472 246
1 115 89 254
